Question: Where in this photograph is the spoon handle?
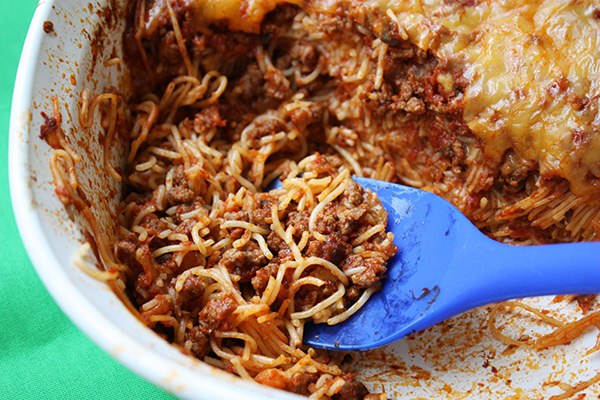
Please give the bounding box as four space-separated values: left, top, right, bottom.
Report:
456 238 600 308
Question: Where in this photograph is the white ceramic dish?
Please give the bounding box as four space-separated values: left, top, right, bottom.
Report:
10 1 600 399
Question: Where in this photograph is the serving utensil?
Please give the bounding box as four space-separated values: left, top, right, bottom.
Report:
271 177 600 350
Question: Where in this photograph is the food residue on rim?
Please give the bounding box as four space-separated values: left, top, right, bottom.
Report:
347 297 600 398
43 20 54 34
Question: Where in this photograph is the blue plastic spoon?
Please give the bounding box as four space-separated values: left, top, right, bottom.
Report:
269 177 600 350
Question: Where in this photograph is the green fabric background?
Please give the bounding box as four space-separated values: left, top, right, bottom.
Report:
0 2 175 399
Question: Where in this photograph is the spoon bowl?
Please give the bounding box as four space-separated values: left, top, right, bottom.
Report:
279 177 600 350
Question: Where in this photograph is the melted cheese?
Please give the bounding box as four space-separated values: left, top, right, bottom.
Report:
187 0 303 33
364 0 600 195
188 0 600 195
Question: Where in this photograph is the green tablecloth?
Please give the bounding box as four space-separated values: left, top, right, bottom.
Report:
0 3 174 399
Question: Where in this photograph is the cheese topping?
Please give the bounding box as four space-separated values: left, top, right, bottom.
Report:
187 0 303 33
364 0 600 196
